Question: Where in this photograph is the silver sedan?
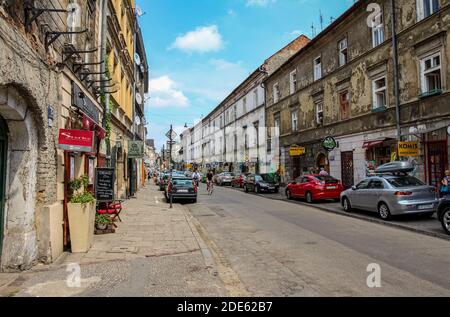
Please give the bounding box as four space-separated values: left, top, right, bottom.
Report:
340 175 439 220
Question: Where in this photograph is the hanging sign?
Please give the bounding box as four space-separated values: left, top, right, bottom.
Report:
398 142 419 156
322 136 337 152
95 168 115 202
128 141 145 159
447 125 450 136
58 129 94 152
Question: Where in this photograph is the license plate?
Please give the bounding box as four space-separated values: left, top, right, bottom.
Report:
178 190 188 193
269 187 275 190
327 186 337 190
418 204 433 210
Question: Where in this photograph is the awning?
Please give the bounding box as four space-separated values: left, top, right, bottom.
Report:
362 138 393 149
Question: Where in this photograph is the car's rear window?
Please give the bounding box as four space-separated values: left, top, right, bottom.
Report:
173 179 192 186
314 176 338 183
387 176 425 188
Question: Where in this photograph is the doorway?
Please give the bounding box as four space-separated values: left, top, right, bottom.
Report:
292 157 301 179
317 153 329 172
427 140 448 188
0 116 7 259
341 151 354 189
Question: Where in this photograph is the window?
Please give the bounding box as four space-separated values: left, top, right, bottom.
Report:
274 113 281 136
243 97 247 113
291 111 298 132
420 53 442 94
273 83 280 103
315 101 324 125
372 77 387 109
234 105 237 120
314 56 322 81
290 70 297 94
254 89 259 107
339 91 350 120
371 13 385 47
339 38 348 67
417 0 440 21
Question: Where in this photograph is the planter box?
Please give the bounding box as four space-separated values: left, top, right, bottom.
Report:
67 201 96 253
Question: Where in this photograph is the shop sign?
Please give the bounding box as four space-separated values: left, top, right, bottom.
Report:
128 141 145 159
398 142 419 156
72 83 100 124
447 125 450 136
290 145 306 157
58 129 94 153
322 136 337 152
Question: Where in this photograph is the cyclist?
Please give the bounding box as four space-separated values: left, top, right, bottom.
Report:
192 170 201 187
206 170 214 194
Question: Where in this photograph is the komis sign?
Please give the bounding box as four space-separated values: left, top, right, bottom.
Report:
58 129 94 153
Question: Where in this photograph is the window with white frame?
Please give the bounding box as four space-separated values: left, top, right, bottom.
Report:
371 13 385 47
339 38 348 67
273 83 280 103
291 111 298 132
417 0 440 21
290 70 297 94
372 77 387 110
314 56 322 81
315 101 324 125
420 52 442 94
274 113 281 136
254 89 259 107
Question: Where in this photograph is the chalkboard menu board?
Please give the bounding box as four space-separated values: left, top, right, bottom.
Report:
95 168 115 202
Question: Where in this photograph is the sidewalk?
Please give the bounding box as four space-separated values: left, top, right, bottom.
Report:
62 184 203 265
1 184 224 297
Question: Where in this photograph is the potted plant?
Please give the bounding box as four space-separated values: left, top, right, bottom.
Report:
67 175 96 253
95 213 110 231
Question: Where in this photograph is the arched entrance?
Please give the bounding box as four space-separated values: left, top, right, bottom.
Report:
317 153 329 173
0 116 7 260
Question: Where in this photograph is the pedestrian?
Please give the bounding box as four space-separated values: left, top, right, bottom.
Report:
319 168 329 176
440 170 450 197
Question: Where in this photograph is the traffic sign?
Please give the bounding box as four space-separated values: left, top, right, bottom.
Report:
166 129 177 140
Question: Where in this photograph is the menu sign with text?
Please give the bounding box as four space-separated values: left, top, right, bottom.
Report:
95 168 115 202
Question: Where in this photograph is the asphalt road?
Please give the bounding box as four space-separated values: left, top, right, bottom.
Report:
187 184 450 296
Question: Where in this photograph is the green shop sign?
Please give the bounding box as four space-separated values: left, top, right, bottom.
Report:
128 141 145 159
322 136 337 152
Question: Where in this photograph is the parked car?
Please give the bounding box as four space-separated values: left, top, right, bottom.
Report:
216 172 235 186
286 175 343 203
166 177 198 203
437 196 450 235
232 174 248 188
244 174 280 193
340 162 439 220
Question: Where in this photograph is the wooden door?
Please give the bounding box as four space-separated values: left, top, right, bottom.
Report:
341 151 354 190
427 140 448 188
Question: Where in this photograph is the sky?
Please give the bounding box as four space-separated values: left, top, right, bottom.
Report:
136 0 355 150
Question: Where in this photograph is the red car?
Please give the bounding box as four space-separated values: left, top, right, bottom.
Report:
286 175 343 203
232 174 248 188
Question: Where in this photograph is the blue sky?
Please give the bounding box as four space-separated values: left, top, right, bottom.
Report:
137 0 354 150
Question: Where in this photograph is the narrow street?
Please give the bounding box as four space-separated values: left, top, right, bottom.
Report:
187 184 450 296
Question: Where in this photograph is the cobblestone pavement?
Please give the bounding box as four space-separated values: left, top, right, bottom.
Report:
0 184 225 297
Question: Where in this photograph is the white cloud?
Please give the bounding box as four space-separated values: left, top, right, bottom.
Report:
170 25 223 53
246 0 276 7
148 76 189 108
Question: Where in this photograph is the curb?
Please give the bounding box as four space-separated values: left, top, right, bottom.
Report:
224 186 450 242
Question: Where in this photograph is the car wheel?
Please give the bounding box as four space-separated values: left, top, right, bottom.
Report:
441 207 450 235
342 197 352 212
378 202 392 221
244 185 248 193
192 198 197 204
306 192 313 204
286 190 292 200
255 185 260 194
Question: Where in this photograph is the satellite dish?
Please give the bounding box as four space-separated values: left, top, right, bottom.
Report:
135 116 141 125
136 93 143 105
134 53 141 66
136 5 144 17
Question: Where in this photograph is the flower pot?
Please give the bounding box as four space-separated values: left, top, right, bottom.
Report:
67 200 96 253
96 223 108 230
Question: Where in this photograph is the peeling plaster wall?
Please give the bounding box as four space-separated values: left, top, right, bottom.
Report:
0 9 60 270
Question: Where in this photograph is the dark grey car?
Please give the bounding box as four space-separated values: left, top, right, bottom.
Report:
166 177 198 203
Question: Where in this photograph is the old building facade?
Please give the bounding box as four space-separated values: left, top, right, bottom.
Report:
265 0 450 188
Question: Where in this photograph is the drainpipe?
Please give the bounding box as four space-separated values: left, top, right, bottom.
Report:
100 0 111 167
391 0 402 145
